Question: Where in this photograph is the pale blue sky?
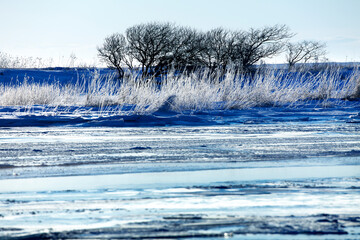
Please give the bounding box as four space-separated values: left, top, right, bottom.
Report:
0 0 359 65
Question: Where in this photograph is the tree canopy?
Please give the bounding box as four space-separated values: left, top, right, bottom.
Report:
98 22 326 78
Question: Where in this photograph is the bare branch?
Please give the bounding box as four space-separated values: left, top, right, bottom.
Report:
238 24 294 70
286 40 327 70
97 33 127 78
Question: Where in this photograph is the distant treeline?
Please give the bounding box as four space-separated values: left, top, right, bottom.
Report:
97 22 327 78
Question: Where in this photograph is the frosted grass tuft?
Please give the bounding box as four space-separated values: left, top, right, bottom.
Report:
0 66 359 116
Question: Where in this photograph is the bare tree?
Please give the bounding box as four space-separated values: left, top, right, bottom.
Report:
158 27 205 72
97 33 128 78
126 22 176 77
286 40 327 70
197 25 292 72
98 23 204 78
199 28 243 72
237 24 294 71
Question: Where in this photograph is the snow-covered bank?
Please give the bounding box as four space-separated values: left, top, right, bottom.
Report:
0 100 359 127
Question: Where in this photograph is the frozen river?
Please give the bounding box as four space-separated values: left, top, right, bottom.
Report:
1 122 360 239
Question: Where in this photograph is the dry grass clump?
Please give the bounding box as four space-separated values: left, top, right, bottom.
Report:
0 66 359 115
